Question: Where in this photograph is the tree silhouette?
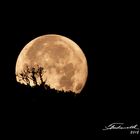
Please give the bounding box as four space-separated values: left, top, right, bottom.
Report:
18 65 46 87
17 65 77 96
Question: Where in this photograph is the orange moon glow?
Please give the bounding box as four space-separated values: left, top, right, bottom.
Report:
15 34 88 94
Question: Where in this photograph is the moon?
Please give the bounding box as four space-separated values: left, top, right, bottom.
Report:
15 34 88 94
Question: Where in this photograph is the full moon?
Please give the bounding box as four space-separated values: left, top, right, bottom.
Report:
15 34 88 94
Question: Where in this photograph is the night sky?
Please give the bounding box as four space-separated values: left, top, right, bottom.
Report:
1 1 139 138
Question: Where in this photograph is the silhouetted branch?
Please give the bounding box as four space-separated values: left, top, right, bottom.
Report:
18 71 30 85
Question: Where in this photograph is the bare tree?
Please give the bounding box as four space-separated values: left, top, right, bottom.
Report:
17 66 32 85
18 65 46 87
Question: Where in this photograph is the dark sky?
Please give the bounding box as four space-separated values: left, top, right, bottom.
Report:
1 1 139 138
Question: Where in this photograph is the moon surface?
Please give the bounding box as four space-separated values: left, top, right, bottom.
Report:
15 34 88 94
